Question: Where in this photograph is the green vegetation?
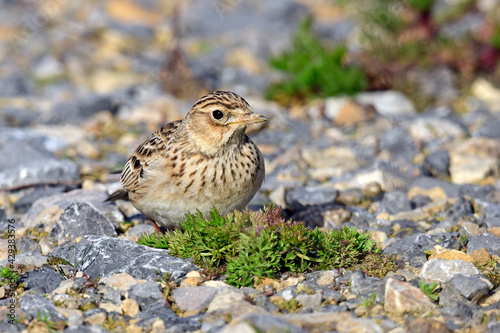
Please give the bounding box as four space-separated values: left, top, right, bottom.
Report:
266 17 367 105
363 293 377 308
419 280 439 301
0 266 19 288
138 205 390 287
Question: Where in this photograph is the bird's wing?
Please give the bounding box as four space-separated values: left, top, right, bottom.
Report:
120 120 181 193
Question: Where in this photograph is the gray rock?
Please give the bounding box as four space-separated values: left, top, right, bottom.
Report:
48 202 117 243
128 282 164 310
410 195 433 209
285 186 338 207
0 140 79 188
384 233 435 267
379 128 416 161
443 197 474 220
478 202 500 228
0 73 32 97
16 238 41 254
419 259 480 283
19 295 65 322
422 150 450 178
0 107 36 127
439 283 467 308
172 286 217 312
296 291 322 310
50 235 198 281
134 301 201 331
450 275 490 304
19 266 64 294
23 189 124 229
0 251 47 267
127 223 156 239
350 270 385 303
0 321 24 333
64 324 109 333
13 186 66 214
48 94 117 124
466 234 500 257
377 191 411 215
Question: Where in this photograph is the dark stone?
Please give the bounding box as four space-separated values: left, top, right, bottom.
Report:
48 202 117 242
19 266 64 294
0 73 32 97
459 184 495 201
422 151 450 178
134 301 201 331
350 270 385 303
384 233 436 267
50 235 198 281
439 283 468 308
233 313 306 333
285 186 338 208
82 308 107 318
379 128 416 160
0 320 24 332
480 202 500 228
0 140 78 188
0 107 36 127
443 197 474 220
128 282 164 310
48 94 117 124
377 191 411 215
466 234 500 257
19 295 66 322
13 186 66 213
449 275 490 304
410 195 433 209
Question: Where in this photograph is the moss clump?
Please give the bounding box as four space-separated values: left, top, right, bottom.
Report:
355 253 398 279
138 205 379 287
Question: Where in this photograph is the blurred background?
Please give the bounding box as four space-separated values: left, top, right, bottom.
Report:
1 0 500 190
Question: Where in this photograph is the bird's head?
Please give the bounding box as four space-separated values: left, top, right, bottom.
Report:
185 91 267 155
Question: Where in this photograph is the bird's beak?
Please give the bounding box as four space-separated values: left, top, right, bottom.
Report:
229 112 268 125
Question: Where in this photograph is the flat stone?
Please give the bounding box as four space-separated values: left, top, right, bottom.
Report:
48 94 117 124
172 286 218 312
419 258 480 283
221 313 306 333
48 202 117 243
384 278 437 315
449 274 490 304
285 186 338 207
422 150 450 178
384 233 436 267
50 235 198 281
0 250 47 268
0 140 79 188
283 312 383 333
350 270 385 303
19 266 64 294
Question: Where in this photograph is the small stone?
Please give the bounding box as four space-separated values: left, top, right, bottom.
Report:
39 237 57 255
19 266 64 294
429 246 473 263
128 282 164 310
470 248 491 266
406 317 450 333
296 292 322 310
84 312 106 325
450 153 497 185
179 271 202 288
100 273 138 291
422 151 450 178
419 258 480 283
377 191 412 215
19 295 66 322
384 278 437 315
285 186 338 208
99 302 122 313
466 234 500 257
126 224 156 242
221 313 306 333
0 250 47 268
351 271 385 303
172 286 217 312
356 91 416 116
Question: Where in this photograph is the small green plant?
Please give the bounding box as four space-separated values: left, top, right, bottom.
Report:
0 266 19 288
33 311 57 333
419 281 439 301
266 17 367 105
138 205 387 287
363 293 377 308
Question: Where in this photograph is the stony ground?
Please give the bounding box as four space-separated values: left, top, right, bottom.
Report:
2 0 500 332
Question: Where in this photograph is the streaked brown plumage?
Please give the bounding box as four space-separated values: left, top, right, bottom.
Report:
110 91 266 232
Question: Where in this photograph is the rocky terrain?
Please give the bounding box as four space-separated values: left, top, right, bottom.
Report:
2 0 500 332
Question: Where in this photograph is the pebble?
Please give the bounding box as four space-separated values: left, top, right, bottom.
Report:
419 258 480 283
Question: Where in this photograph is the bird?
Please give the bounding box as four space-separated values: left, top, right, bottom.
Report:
107 91 267 233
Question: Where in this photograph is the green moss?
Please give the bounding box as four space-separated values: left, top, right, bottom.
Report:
355 253 397 279
272 298 302 313
138 205 379 288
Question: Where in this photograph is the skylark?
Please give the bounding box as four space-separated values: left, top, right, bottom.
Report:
109 91 267 232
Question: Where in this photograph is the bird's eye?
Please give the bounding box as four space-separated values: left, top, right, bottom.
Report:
212 110 224 120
